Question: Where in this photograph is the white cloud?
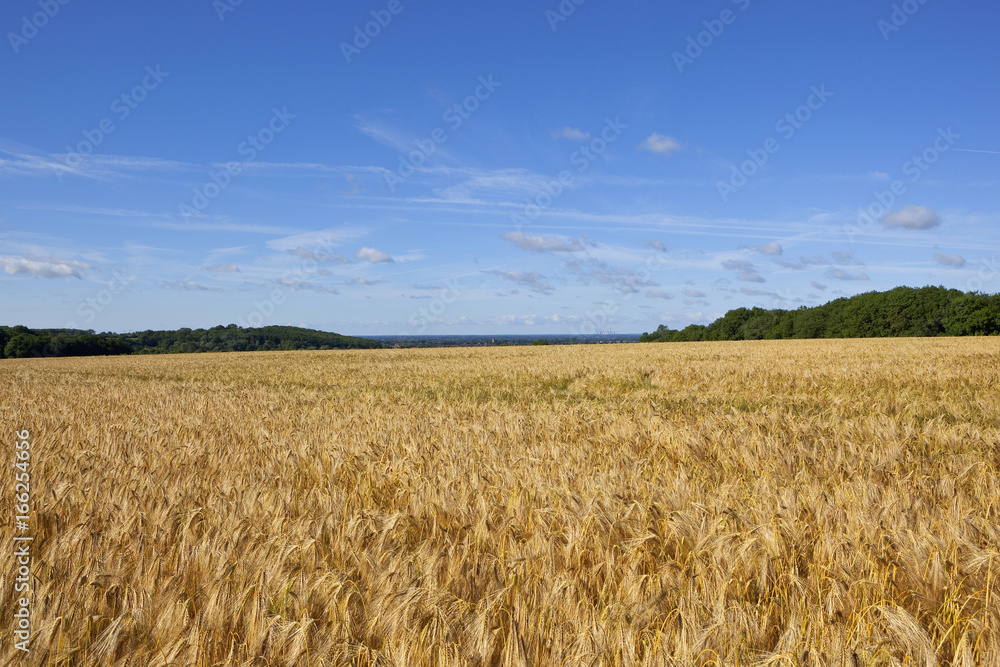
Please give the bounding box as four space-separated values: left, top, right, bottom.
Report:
826 268 869 281
278 280 339 294
500 231 584 253
934 252 966 268
162 280 221 291
810 281 828 291
1 255 91 279
486 270 553 294
740 287 781 299
552 127 590 141
738 272 765 283
722 259 765 283
204 263 241 273
647 290 675 299
638 133 683 155
830 251 861 265
684 288 706 298
881 206 942 230
289 247 351 264
355 247 394 264
757 242 783 255
564 259 656 294
776 256 827 271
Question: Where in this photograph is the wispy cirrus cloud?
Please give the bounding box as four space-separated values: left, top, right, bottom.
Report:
952 148 1000 155
722 259 765 283
934 252 966 268
162 280 222 292
500 231 584 253
565 258 656 294
348 277 384 286
18 203 174 219
7 148 197 181
266 228 368 252
486 270 553 294
826 268 869 281
288 247 352 264
278 280 339 294
740 287 787 300
204 263 241 273
2 137 388 184
353 117 414 153
776 255 828 271
80 154 197 173
830 251 862 265
434 167 568 201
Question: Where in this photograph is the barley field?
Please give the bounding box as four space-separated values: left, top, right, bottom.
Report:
1 338 999 666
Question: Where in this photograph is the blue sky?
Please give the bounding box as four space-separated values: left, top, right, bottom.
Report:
1 0 998 335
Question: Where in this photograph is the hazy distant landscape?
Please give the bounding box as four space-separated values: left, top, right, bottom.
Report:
3 286 997 359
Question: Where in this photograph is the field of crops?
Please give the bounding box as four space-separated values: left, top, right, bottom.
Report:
1 339 999 665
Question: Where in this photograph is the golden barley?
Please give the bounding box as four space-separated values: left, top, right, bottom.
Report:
0 338 998 665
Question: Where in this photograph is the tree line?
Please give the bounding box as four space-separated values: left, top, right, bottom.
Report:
0 324 381 359
641 286 1000 343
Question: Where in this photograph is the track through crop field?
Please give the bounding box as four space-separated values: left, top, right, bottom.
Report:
1 339 999 665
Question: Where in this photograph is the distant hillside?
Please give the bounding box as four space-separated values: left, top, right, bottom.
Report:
641 286 1000 343
0 324 381 359
367 334 642 348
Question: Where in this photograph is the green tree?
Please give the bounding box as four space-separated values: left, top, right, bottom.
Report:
4 333 46 358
